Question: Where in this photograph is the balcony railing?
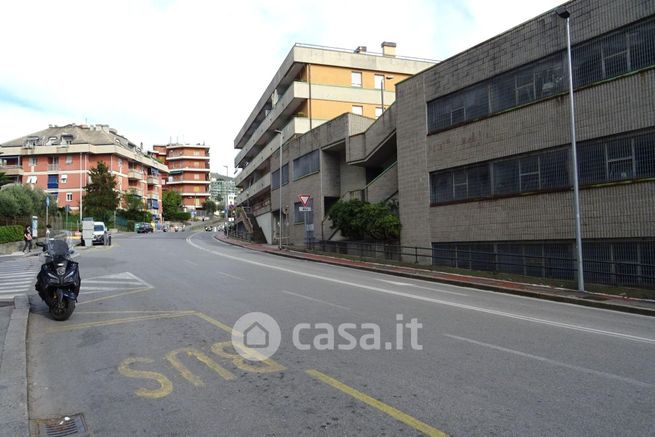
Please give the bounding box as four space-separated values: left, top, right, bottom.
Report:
146 175 160 185
128 169 144 180
48 164 59 171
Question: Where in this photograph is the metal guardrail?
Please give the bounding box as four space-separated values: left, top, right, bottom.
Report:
307 240 655 289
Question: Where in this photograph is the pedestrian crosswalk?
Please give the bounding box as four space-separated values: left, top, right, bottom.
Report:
0 256 41 302
80 272 152 296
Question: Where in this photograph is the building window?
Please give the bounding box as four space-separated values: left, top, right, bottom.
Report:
194 174 200 180
60 174 68 184
427 17 655 134
26 175 37 184
375 107 383 117
65 155 73 164
293 150 320 180
351 105 363 115
351 71 362 87
66 193 73 202
429 128 653 205
118 158 123 169
29 157 38 166
271 164 289 190
194 151 200 156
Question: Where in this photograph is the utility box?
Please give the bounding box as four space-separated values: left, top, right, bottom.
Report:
82 219 94 246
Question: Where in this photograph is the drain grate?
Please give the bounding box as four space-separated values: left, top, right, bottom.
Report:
34 413 88 436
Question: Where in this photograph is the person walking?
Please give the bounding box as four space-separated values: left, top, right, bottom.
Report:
22 225 33 253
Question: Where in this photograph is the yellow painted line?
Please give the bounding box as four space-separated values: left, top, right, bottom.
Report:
305 369 448 437
191 310 234 334
77 287 151 305
46 312 191 333
118 357 173 399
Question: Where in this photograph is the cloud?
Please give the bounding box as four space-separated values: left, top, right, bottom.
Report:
0 0 563 173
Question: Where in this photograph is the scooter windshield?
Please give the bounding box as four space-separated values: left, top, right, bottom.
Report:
45 230 74 258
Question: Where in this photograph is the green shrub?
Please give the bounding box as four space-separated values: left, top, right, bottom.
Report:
327 200 400 241
0 225 25 244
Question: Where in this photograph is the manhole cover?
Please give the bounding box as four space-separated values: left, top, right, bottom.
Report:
34 413 88 436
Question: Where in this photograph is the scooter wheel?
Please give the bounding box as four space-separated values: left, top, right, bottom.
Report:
51 300 75 321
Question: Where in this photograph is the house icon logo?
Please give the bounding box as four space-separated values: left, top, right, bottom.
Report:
232 312 281 361
243 321 269 348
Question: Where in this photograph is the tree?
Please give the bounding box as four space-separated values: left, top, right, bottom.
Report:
162 190 183 220
202 199 217 216
84 161 119 223
0 171 12 187
327 199 401 241
119 189 151 222
0 185 57 223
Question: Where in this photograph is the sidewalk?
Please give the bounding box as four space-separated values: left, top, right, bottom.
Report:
215 234 655 317
0 296 30 436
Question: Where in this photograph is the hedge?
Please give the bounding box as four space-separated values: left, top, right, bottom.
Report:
0 225 25 244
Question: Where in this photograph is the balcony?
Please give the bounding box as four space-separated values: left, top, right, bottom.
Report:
146 175 160 185
48 164 59 171
235 172 271 206
234 81 310 162
128 169 144 180
0 164 23 176
235 117 312 186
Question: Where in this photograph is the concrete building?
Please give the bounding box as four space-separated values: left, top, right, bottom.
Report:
255 0 655 289
233 42 435 243
154 143 211 213
0 124 168 219
393 0 655 287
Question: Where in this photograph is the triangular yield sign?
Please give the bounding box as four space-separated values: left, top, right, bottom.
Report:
298 194 311 207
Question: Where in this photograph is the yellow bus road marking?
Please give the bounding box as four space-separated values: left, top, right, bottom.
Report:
46 312 193 333
78 287 152 305
166 347 236 385
118 357 173 399
77 310 188 314
305 369 448 437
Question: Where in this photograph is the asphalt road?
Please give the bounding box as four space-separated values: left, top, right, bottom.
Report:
27 231 655 436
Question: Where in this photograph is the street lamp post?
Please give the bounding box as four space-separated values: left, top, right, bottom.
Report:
274 130 284 250
557 8 585 292
223 165 229 220
380 75 394 114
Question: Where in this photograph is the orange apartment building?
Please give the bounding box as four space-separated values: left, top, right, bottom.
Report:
153 143 210 212
0 124 168 220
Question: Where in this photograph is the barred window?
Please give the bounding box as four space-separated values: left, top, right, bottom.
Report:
271 164 289 190
293 150 320 180
428 17 655 134
429 129 652 206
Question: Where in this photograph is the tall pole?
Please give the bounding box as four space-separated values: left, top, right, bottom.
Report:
380 77 384 112
559 9 585 292
278 131 283 250
223 165 229 221
79 152 83 222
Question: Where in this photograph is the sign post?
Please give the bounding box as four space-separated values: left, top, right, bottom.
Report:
298 194 312 247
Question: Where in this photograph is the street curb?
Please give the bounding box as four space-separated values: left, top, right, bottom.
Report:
215 235 655 317
0 295 30 436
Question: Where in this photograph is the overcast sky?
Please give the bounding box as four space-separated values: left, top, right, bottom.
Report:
0 0 564 175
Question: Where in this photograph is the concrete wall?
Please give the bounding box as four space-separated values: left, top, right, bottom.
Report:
366 163 398 203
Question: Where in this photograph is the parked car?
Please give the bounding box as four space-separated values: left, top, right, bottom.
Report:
135 222 154 234
92 222 111 245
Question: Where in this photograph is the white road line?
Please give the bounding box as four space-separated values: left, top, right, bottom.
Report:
377 279 468 296
444 334 652 388
185 260 198 265
82 280 143 285
280 289 351 311
187 233 655 345
217 272 244 281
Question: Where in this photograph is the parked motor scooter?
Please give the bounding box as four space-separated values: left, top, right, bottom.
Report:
35 232 80 321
